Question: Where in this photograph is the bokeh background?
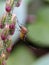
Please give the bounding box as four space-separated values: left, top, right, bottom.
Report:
0 0 49 65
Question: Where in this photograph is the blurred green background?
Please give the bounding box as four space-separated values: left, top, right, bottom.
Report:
0 0 49 65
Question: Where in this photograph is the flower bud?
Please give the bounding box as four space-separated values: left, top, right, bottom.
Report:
1 25 9 40
0 13 7 29
5 36 12 48
2 61 6 65
1 34 6 41
15 0 22 7
6 44 12 53
9 23 15 29
6 0 14 12
0 23 4 29
9 14 16 35
9 25 15 35
6 47 12 53
9 23 15 35
5 6 11 12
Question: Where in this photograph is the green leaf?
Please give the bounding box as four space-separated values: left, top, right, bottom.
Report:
27 7 49 47
7 44 35 65
37 7 49 23
43 0 49 2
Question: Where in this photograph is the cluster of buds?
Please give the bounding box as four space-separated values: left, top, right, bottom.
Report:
0 0 27 65
5 0 22 13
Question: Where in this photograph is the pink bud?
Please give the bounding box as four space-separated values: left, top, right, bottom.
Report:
1 25 9 40
0 23 4 29
2 61 6 65
6 47 12 53
16 0 22 7
1 34 6 40
9 23 15 29
5 6 11 12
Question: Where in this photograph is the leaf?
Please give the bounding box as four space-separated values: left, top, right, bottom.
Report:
27 7 49 47
7 44 35 65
